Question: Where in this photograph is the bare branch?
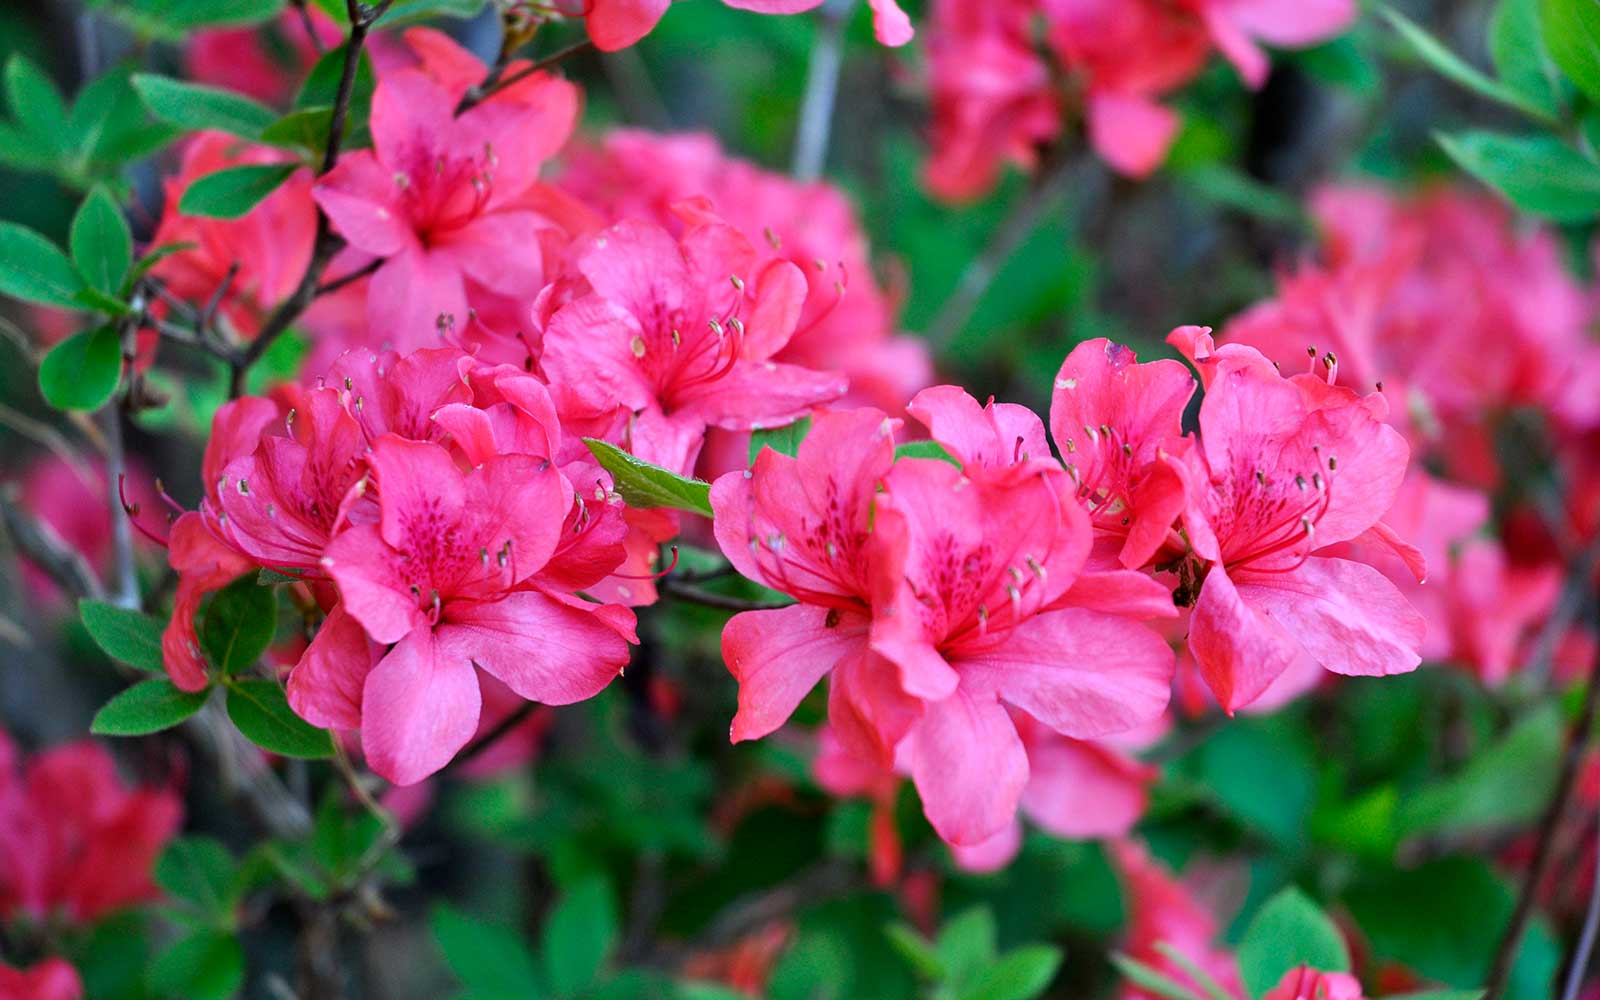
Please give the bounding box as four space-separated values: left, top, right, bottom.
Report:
661 578 791 613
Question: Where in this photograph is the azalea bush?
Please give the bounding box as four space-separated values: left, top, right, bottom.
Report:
0 0 1597 998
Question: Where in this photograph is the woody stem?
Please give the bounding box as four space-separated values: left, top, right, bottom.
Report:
791 0 854 182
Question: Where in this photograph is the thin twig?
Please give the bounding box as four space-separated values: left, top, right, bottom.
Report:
0 490 106 602
1486 592 1600 1000
229 0 391 397
101 405 139 610
661 578 791 613
449 700 539 771
924 148 1077 354
316 257 381 296
791 0 855 182
458 38 595 112
1563 809 1600 1000
291 0 328 54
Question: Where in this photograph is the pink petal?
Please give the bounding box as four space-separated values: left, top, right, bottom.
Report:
723 604 869 742
322 524 427 645
1020 731 1152 839
288 603 378 730
1086 92 1180 179
1215 0 1355 47
829 646 924 766
1188 561 1304 712
439 590 635 705
949 820 1023 873
960 608 1173 739
675 359 848 431
367 436 465 553
905 686 1029 845
908 385 1050 471
586 0 672 51
1202 4 1270 86
370 69 454 173
360 627 481 785
868 0 914 46
367 249 469 354
432 212 547 297
312 151 412 256
1233 556 1424 678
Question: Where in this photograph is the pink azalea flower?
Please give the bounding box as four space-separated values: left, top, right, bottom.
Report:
312 45 578 354
12 456 156 607
148 132 316 363
300 435 636 784
583 0 912 52
1112 840 1245 1000
1164 328 1426 713
1262 967 1366 1000
0 730 182 925
536 216 848 475
0 958 82 1000
713 406 1172 845
558 129 932 415
1185 0 1356 88
184 9 343 105
162 397 284 691
1048 338 1196 569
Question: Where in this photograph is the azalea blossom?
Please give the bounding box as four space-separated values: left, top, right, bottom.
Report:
0 958 82 1000
1164 327 1425 712
300 435 636 784
582 0 912 52
713 403 1173 845
0 730 181 925
1263 966 1366 1000
1112 840 1244 1000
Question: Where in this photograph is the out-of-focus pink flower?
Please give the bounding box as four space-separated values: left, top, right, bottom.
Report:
1112 840 1245 1000
0 731 182 925
583 0 911 52
1185 0 1356 88
1165 328 1425 713
1262 966 1365 1000
559 129 932 415
185 9 343 105
312 35 578 355
299 436 636 784
680 920 795 998
148 133 317 364
0 957 82 1000
536 216 848 475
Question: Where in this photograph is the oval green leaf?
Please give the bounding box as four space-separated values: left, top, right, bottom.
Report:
71 185 133 294
225 679 334 759
91 678 209 736
0 221 85 308
38 325 121 411
79 598 166 673
179 163 301 220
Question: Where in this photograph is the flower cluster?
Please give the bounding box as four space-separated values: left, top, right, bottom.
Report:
923 0 1355 198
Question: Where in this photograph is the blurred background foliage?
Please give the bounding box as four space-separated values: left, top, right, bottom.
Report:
0 1 1593 998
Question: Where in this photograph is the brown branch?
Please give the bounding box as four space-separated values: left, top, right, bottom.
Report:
228 0 392 398
1486 592 1600 1000
0 489 106 602
316 257 381 296
660 578 791 613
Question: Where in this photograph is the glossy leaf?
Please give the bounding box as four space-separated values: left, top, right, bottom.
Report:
1437 130 1600 221
178 163 301 220
80 599 167 673
132 74 276 140
226 680 335 759
585 438 713 516
91 679 209 736
71 185 133 294
38 325 121 411
0 221 85 308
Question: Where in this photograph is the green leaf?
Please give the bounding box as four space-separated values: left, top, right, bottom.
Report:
584 438 713 516
101 0 285 40
39 325 121 411
128 240 198 285
885 924 943 979
4 55 68 158
1490 0 1565 115
961 945 1062 1000
146 929 244 1000
1385 993 1486 1000
937 908 998 987
1436 130 1600 221
71 185 133 293
179 163 301 220
91 678 209 736
294 44 376 131
1541 0 1600 103
543 876 619 995
1381 7 1557 122
132 74 276 140
80 598 166 672
1188 716 1316 848
0 221 85 308
261 107 334 152
1237 889 1350 998
749 415 812 464
156 836 237 917
74 285 132 316
1398 706 1562 839
201 575 277 676
432 904 542 998
895 440 961 467
377 0 489 26
226 680 334 759
1180 164 1308 227
1111 954 1210 1000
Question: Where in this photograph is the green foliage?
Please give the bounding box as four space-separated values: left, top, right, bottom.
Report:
178 163 303 219
1436 130 1600 221
433 903 544 999
895 440 961 467
1489 0 1565 116
146 929 244 1000
80 599 167 673
749 415 812 463
132 74 277 140
156 837 240 926
200 575 278 676
225 680 335 759
1397 705 1562 838
1381 7 1557 121
1235 889 1349 998
91 0 285 40
71 185 133 296
91 678 209 736
886 907 1061 1000
543 877 620 996
1540 0 1600 103
0 220 85 308
38 325 121 410
585 438 714 516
